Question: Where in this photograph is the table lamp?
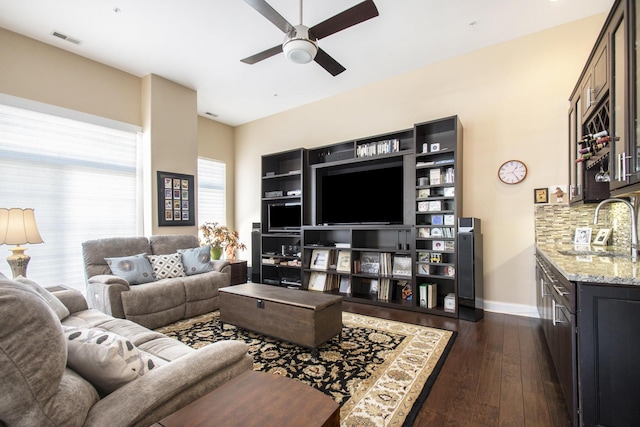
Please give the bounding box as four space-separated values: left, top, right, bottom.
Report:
0 208 44 278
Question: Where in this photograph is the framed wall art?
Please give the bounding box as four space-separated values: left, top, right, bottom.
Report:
157 171 195 226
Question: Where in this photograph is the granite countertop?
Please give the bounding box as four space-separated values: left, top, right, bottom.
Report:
536 243 640 286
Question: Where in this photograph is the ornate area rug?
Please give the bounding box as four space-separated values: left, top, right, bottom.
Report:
156 311 455 426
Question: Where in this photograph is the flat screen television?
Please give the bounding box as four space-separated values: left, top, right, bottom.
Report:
268 203 302 232
317 161 404 225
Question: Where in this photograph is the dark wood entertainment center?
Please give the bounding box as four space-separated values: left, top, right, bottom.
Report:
260 116 464 318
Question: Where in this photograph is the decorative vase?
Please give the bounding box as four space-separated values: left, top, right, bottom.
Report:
210 246 223 260
225 246 236 260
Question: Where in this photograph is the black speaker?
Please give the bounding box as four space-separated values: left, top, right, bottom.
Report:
250 222 261 283
457 218 484 322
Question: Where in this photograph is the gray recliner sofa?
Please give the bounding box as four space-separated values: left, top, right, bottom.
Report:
0 275 253 427
83 234 230 329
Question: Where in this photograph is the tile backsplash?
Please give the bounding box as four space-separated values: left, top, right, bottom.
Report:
535 200 635 247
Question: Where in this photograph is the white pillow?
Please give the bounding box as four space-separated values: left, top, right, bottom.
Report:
64 327 156 394
147 253 186 280
15 275 70 320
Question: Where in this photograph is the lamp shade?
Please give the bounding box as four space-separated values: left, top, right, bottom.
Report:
0 208 44 245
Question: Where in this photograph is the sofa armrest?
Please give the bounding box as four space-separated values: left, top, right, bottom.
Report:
85 275 130 319
48 288 89 314
211 260 230 274
84 340 252 427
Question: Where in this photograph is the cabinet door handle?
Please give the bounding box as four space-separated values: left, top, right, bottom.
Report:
553 284 569 296
552 299 566 326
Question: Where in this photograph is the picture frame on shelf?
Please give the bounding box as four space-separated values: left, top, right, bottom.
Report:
308 271 327 291
417 189 430 199
534 187 549 204
339 276 351 294
310 249 330 271
592 228 611 246
360 252 380 274
336 250 351 273
432 240 445 251
418 227 430 238
392 255 412 277
574 227 592 245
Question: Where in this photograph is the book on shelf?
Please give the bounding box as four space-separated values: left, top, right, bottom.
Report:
339 276 351 294
379 252 393 276
418 227 430 238
392 255 412 277
432 240 445 251
378 279 391 302
418 251 429 262
417 189 430 198
419 283 438 308
444 240 455 251
431 227 443 237
431 215 444 225
435 158 454 165
443 187 455 197
444 214 455 226
368 279 379 297
417 201 429 212
336 250 351 273
360 252 380 274
443 167 455 184
430 253 442 263
308 272 327 291
428 201 442 211
310 249 332 271
418 264 430 275
429 168 441 185
335 242 351 248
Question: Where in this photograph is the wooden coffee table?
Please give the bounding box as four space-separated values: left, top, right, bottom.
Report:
219 283 343 358
156 370 339 427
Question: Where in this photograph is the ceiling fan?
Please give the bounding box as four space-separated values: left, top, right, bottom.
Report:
241 0 379 76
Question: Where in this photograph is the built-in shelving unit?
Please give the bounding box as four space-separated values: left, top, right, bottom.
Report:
260 148 307 287
414 117 463 316
259 116 465 318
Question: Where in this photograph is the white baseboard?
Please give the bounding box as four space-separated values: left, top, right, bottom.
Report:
480 299 539 319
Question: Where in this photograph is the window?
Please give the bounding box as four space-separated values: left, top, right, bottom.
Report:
0 102 142 292
197 157 226 226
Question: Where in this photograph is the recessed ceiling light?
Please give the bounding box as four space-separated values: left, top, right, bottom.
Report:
113 7 122 14
469 21 477 27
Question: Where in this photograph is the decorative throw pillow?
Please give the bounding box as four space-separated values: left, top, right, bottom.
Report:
14 275 70 320
64 327 155 394
147 253 186 280
105 253 155 285
178 245 213 276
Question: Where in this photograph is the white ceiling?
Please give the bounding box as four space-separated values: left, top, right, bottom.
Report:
0 0 614 126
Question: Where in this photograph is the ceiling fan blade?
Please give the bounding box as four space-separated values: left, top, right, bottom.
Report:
309 0 379 40
241 45 283 64
314 48 346 76
243 0 294 34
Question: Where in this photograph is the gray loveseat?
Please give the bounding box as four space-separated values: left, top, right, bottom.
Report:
0 275 253 427
83 234 230 329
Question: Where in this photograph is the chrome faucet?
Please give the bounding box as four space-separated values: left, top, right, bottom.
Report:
593 198 638 262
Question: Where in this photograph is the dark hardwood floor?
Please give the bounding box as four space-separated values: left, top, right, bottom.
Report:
343 302 572 427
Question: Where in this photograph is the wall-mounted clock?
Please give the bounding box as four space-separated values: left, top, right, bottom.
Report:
498 160 527 185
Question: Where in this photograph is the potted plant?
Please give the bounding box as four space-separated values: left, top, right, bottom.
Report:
199 222 247 260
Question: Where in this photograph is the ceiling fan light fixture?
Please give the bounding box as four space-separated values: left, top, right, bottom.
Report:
283 38 317 64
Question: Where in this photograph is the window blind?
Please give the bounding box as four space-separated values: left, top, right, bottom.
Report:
197 157 226 226
0 103 142 292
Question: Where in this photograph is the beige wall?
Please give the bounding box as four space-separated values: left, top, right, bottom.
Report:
0 28 141 126
198 116 236 230
0 28 235 236
234 15 607 315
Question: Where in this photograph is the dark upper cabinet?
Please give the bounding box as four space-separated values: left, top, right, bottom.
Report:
568 0 640 201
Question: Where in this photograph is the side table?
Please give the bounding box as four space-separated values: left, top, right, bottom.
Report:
156 370 339 427
228 259 248 285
